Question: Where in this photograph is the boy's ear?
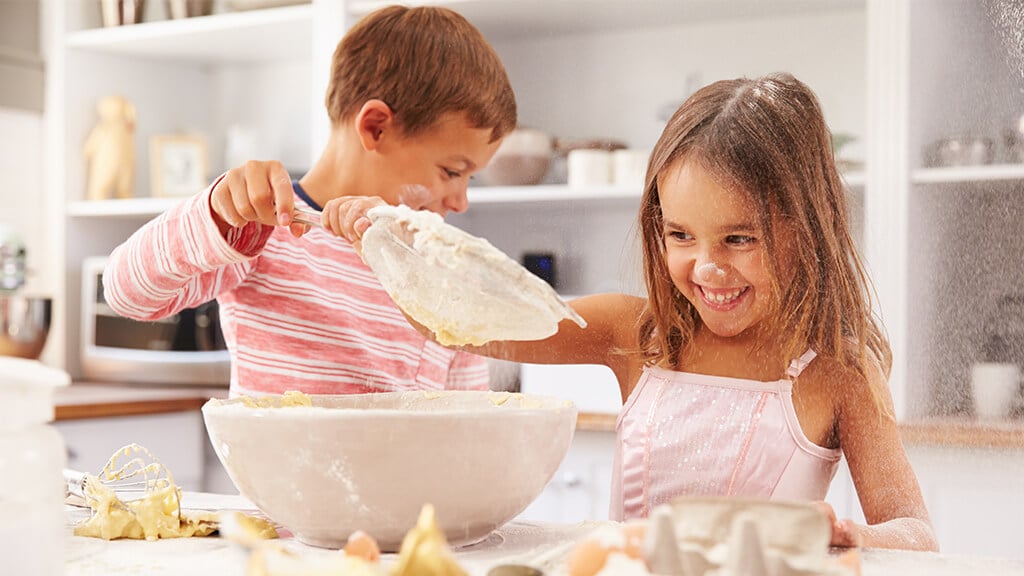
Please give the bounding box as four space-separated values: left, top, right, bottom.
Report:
355 100 394 151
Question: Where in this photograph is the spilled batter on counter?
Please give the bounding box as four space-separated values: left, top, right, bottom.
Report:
73 443 276 541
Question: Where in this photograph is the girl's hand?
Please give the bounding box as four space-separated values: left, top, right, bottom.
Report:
814 501 863 548
321 196 387 249
210 160 306 237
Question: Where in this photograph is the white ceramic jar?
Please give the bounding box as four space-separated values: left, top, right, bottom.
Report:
0 357 70 576
611 149 650 188
567 149 612 188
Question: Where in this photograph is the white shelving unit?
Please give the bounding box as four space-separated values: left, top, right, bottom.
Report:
912 164 1024 185
63 4 313 62
468 184 640 204
347 0 863 39
893 0 1024 427
66 197 188 218
44 1 320 376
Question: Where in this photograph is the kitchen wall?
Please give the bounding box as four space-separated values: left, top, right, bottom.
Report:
492 9 867 155
0 107 45 297
0 0 43 114
452 9 867 297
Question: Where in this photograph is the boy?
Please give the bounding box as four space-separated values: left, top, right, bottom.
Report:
104 6 517 396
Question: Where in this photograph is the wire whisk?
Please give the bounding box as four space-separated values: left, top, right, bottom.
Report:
64 443 182 520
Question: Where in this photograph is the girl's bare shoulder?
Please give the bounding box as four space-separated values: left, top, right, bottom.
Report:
807 351 893 421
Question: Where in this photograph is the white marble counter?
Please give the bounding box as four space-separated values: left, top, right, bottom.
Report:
63 497 1024 576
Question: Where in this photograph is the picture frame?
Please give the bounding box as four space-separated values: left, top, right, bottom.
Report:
150 134 209 197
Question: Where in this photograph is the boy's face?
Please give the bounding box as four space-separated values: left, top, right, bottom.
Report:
658 158 788 339
377 112 502 216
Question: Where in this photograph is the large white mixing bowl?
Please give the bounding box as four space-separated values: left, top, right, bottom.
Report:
202 390 577 550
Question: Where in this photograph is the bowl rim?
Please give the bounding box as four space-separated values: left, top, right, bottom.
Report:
201 390 578 419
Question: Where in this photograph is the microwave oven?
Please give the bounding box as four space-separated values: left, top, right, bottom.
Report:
80 256 230 386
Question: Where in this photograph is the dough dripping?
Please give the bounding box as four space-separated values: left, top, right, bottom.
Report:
73 444 277 541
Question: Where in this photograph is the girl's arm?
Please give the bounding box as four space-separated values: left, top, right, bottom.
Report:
406 293 647 394
836 361 939 551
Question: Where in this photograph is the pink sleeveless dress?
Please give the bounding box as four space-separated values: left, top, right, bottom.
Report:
610 350 841 520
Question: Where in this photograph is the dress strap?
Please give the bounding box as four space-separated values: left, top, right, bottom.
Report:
786 349 817 380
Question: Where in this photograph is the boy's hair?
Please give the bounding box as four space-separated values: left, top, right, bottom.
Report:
637 72 892 385
325 5 516 142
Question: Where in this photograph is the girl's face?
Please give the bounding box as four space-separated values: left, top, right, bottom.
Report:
377 112 501 216
658 158 786 338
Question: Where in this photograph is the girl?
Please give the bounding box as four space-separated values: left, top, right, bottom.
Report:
323 73 937 551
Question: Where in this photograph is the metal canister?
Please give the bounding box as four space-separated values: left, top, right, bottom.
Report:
0 225 27 293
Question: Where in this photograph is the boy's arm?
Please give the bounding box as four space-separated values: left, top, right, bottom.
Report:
103 180 274 321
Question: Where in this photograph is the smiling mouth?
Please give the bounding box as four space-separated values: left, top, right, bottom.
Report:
698 286 749 307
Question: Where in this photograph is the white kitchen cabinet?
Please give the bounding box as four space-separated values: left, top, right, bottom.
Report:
520 363 621 414
43 1 317 378
906 444 1024 560
518 429 617 523
57 411 205 491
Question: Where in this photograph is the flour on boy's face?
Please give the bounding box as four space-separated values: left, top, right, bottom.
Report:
658 159 776 338
379 112 501 216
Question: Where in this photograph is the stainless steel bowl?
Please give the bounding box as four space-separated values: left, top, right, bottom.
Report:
0 296 52 360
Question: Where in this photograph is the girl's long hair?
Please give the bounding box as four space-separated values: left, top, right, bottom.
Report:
637 73 891 385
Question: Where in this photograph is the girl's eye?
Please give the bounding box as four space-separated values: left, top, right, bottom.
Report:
443 168 462 179
725 235 756 246
666 230 692 242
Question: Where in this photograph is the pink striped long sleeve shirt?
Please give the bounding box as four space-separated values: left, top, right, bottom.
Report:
103 180 490 396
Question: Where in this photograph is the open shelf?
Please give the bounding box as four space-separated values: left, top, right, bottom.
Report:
67 197 187 219
66 185 639 219
467 184 640 204
63 4 313 63
912 164 1024 185
348 0 864 39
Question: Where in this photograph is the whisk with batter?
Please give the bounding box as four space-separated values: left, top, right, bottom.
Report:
64 443 178 509
69 443 221 541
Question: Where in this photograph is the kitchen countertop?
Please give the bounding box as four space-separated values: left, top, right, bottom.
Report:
62 501 1024 576
574 412 1024 448
55 382 227 421
55 383 1024 449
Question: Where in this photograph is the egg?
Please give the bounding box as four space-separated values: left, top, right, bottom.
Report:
344 530 381 562
567 537 612 576
621 522 647 559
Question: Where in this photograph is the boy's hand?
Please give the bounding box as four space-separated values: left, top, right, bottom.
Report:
210 160 306 237
814 501 863 548
321 196 387 250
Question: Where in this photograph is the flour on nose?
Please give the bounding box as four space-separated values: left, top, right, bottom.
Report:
697 262 727 279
